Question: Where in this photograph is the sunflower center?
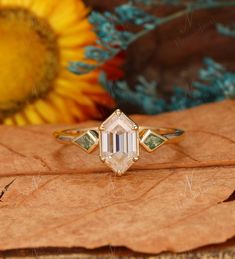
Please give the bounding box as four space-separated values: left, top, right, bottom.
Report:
0 7 59 115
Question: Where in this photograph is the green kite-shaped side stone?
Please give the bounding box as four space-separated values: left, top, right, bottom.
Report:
75 133 95 151
144 133 165 150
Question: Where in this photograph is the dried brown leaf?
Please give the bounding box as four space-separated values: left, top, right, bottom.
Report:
0 100 235 254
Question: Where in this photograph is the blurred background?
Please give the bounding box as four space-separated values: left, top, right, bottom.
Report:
86 0 235 102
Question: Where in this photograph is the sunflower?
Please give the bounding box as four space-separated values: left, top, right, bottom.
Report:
0 0 122 126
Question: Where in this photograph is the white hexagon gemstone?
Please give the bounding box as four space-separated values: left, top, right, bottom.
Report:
99 110 139 175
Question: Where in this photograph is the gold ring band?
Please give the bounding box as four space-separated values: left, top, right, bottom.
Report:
54 109 185 175
54 127 184 144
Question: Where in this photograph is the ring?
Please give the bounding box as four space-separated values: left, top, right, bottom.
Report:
54 109 185 176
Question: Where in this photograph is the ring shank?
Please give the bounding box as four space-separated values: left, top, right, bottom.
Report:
53 127 98 144
139 127 185 143
54 127 184 144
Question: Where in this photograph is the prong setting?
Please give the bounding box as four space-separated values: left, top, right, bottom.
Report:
116 170 123 176
132 125 139 131
100 157 106 162
133 157 139 162
99 125 105 131
115 109 122 117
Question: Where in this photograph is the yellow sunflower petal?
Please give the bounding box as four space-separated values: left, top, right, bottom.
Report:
14 113 28 126
60 48 84 58
55 87 95 107
24 104 45 125
48 0 88 33
60 49 85 67
3 117 15 126
30 0 57 18
0 0 31 7
34 99 58 123
55 78 102 107
60 19 93 36
48 93 74 123
59 69 100 83
58 32 96 48
56 77 105 94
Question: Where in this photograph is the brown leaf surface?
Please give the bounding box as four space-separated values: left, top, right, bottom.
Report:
0 100 235 254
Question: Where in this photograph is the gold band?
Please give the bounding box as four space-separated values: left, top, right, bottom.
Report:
54 127 99 144
54 127 184 146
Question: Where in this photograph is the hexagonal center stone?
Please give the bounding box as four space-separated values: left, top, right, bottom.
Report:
99 110 139 175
